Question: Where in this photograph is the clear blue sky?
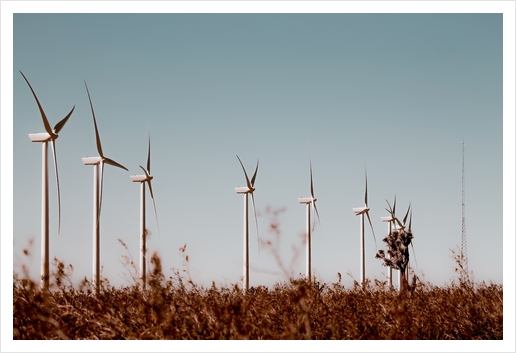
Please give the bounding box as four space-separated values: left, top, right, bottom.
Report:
3 1 515 351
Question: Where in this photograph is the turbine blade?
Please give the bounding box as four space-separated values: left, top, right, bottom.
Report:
365 210 377 250
364 171 368 207
148 182 160 241
312 200 321 231
408 208 413 232
100 162 104 216
84 81 104 158
104 157 128 171
97 161 105 232
403 203 411 226
251 159 259 187
310 158 315 199
146 131 151 174
53 106 75 134
50 140 61 235
394 217 404 229
20 71 53 136
236 155 252 190
385 199 393 215
250 192 260 255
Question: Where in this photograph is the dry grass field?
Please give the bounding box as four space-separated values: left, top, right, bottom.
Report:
13 252 502 340
13 208 503 340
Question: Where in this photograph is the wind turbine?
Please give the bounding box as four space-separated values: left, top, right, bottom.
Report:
382 196 401 289
82 82 128 294
380 213 394 288
298 157 320 282
352 171 377 287
234 155 259 292
385 199 415 290
130 131 160 290
21 71 75 289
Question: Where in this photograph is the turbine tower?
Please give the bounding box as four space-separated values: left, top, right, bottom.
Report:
130 131 160 290
82 82 128 294
235 155 259 292
298 157 320 282
381 213 394 288
352 171 377 287
21 71 75 289
461 141 468 276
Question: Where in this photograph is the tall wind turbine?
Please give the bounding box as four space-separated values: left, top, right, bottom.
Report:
381 195 401 288
130 131 160 290
298 157 320 282
82 82 128 294
352 171 377 287
234 155 259 292
21 71 75 289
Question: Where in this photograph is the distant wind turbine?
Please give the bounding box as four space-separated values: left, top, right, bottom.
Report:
352 171 377 287
383 196 403 288
82 82 128 294
384 199 417 290
130 131 160 290
298 157 320 282
234 155 259 292
21 71 75 290
380 212 395 288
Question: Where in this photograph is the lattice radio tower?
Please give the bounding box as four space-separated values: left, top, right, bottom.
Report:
461 141 469 275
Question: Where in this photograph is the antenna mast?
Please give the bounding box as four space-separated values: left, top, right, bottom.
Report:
461 141 469 275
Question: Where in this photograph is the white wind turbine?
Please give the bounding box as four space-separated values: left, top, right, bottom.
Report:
385 199 415 290
298 157 320 282
21 71 75 290
130 131 160 290
381 196 400 288
234 155 259 292
352 171 377 287
82 82 128 294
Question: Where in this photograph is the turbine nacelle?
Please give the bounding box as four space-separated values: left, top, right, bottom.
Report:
82 156 103 166
353 206 370 215
131 174 151 183
28 132 53 143
235 186 254 194
298 197 316 204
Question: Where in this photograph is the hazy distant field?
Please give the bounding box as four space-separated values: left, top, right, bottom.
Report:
13 253 502 340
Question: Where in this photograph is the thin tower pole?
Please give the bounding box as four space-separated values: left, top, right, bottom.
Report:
40 141 49 290
360 213 365 287
243 192 249 291
140 182 146 289
387 221 392 288
461 141 469 275
306 202 311 282
93 163 100 294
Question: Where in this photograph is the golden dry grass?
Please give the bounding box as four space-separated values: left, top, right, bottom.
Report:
13 208 502 340
13 254 502 340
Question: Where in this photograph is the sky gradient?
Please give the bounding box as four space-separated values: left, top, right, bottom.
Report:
2 1 515 351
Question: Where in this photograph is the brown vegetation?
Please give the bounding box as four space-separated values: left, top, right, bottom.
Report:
13 254 502 340
13 208 502 340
